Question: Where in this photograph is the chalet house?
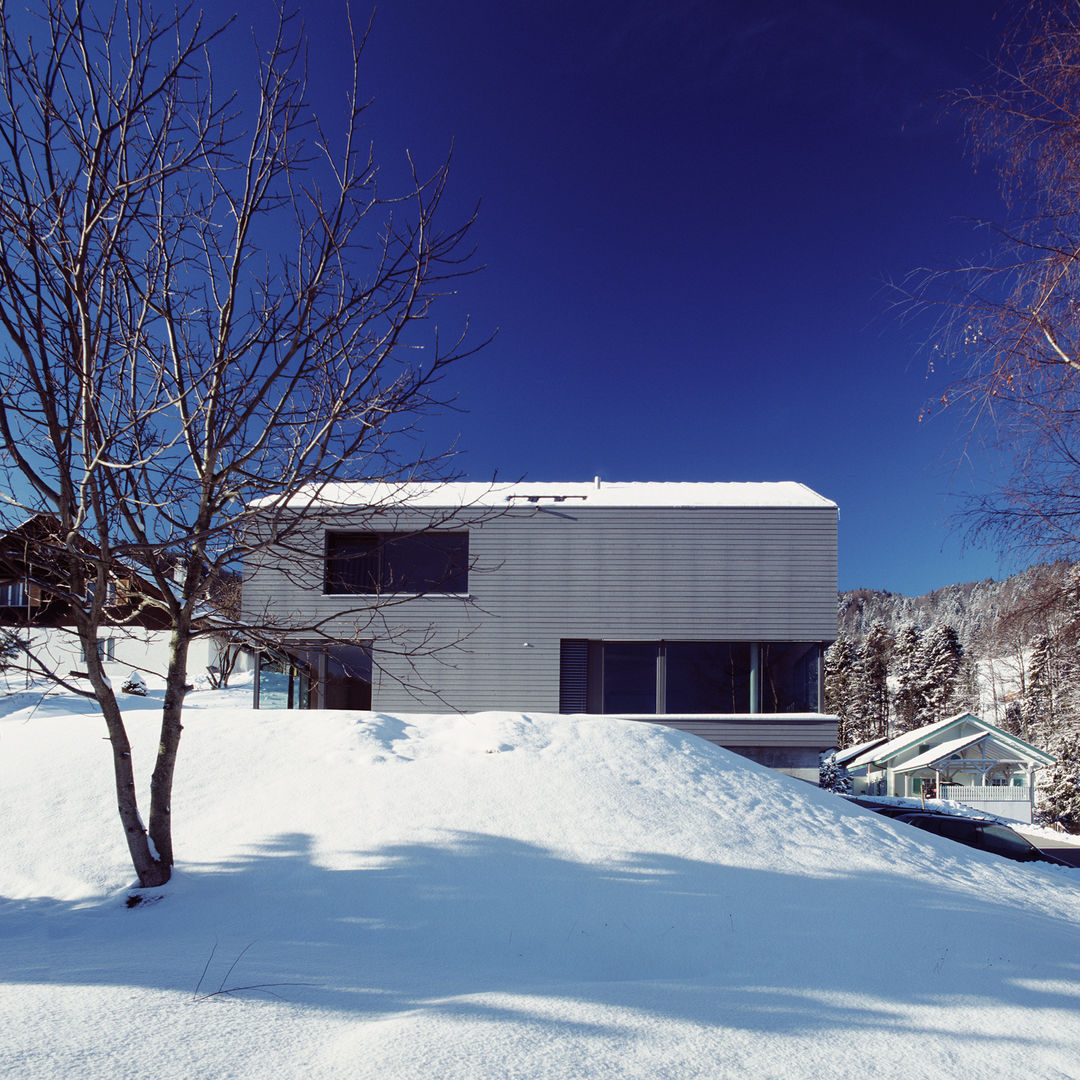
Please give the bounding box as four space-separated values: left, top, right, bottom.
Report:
841 712 1056 823
0 515 229 686
242 479 840 780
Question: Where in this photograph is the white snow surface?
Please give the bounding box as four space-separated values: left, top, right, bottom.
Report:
1 687 1079 1079
260 478 837 510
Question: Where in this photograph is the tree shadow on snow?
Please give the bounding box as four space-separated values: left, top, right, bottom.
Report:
1 829 1079 1049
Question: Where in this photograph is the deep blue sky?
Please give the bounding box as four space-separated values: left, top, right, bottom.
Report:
243 0 1016 595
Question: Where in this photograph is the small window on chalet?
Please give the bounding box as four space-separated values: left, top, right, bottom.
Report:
324 532 469 595
0 581 26 607
79 637 115 663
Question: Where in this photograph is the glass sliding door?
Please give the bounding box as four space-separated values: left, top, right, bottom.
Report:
321 644 373 710
256 651 312 709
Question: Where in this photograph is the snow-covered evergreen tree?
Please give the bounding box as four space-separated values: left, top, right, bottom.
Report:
1036 727 1080 832
921 624 965 723
1002 700 1024 737
859 620 892 739
833 559 1080 750
892 623 925 733
824 634 861 747
818 750 852 793
1023 632 1056 742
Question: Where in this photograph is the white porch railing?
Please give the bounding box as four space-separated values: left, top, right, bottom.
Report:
940 785 1029 802
937 785 1033 823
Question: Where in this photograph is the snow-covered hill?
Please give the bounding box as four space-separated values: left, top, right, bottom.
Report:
1 686 1079 1079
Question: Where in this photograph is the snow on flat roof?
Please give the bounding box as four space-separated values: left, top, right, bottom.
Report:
262 479 837 510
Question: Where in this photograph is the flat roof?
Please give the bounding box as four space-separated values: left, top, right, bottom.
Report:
262 480 837 510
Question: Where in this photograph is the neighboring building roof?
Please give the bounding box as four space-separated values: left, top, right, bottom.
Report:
894 730 1051 773
257 479 838 511
892 732 990 773
844 713 974 770
833 736 887 766
843 712 1056 772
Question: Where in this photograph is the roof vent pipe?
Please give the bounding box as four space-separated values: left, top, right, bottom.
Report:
594 475 601 489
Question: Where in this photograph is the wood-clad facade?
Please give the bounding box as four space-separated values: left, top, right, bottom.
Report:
242 481 839 777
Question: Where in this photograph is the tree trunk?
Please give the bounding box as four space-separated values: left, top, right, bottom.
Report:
83 631 169 887
107 707 171 888
148 626 192 873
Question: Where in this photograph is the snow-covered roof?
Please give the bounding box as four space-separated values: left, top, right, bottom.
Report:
895 730 1049 773
256 479 837 511
842 714 973 771
833 736 887 765
892 732 989 773
843 712 1056 771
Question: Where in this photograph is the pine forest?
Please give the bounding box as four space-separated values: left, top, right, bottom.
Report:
826 562 1080 828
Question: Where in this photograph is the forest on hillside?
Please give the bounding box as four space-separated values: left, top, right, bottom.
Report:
826 562 1080 827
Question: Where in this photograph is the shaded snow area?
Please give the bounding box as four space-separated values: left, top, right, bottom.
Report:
2 689 1080 1079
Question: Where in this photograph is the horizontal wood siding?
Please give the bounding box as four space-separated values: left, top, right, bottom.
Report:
243 503 838 713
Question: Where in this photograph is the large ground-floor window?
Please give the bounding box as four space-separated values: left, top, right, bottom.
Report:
559 639 822 714
255 643 372 710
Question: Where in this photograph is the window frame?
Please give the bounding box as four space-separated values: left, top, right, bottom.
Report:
0 580 27 607
562 638 820 715
79 637 115 663
323 530 470 596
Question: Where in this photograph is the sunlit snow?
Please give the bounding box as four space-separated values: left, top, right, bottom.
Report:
1 683 1078 1079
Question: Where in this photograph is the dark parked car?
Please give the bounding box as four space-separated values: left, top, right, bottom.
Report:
869 805 945 820
894 812 1070 866
845 797 954 819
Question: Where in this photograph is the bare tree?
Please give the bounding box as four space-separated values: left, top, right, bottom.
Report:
919 1 1080 562
0 1 481 886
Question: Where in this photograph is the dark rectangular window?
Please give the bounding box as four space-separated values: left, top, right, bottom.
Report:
666 642 751 713
559 639 821 716
602 642 660 713
0 581 26 606
325 532 468 595
760 642 819 712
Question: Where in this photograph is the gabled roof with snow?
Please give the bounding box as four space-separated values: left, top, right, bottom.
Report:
844 712 1055 771
256 479 837 511
894 729 1051 773
892 732 989 773
833 736 888 765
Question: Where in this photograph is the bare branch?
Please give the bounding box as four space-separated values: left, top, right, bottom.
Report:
0 2 482 887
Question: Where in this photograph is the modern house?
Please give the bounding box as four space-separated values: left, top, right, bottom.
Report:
841 712 1056 823
242 479 840 780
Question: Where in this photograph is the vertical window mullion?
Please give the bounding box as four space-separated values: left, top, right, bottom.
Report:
656 642 666 713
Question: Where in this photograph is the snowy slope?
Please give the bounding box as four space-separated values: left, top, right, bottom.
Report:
1 687 1079 1079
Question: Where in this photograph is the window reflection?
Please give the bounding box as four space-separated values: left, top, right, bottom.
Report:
666 642 751 713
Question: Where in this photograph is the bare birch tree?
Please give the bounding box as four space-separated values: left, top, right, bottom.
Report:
0 1 481 886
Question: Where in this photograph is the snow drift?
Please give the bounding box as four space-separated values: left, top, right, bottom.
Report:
1 687 1079 1078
